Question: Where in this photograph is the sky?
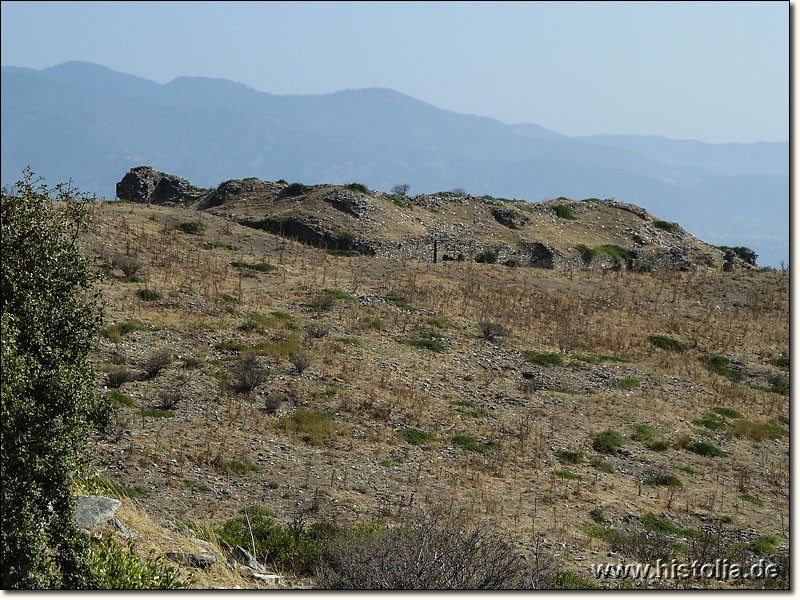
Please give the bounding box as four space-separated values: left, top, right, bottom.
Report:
0 0 789 143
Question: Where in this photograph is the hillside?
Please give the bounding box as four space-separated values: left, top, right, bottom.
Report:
80 187 789 588
1 62 788 267
115 166 758 273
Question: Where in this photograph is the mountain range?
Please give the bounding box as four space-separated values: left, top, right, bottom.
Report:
0 61 788 267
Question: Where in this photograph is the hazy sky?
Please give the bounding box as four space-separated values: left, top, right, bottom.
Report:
0 1 788 143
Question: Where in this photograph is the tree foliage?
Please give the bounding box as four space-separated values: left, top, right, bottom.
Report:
1 169 113 588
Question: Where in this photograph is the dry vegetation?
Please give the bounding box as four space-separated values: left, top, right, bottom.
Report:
82 201 789 588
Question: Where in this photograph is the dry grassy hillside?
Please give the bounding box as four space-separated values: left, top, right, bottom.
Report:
81 199 789 589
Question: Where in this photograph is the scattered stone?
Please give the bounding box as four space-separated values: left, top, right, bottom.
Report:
231 545 263 571
74 496 121 533
166 551 224 569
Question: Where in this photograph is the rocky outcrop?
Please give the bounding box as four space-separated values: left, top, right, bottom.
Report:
491 206 529 229
74 495 121 534
116 166 206 205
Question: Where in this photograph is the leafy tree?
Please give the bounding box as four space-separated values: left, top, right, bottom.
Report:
1 169 113 588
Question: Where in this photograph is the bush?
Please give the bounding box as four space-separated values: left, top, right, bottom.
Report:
110 254 143 278
315 506 545 589
336 336 364 347
631 423 658 442
136 288 162 301
597 244 632 267
232 354 270 394
698 355 742 382
401 428 435 446
105 390 136 408
475 250 497 264
282 182 308 197
382 295 417 312
592 430 625 454
521 351 563 367
688 440 727 457
177 221 206 235
652 220 680 233
646 440 670 452
142 349 172 380
2 170 114 588
616 377 640 390
767 373 789 395
452 435 493 454
555 449 583 464
769 355 789 371
290 351 312 374
712 406 742 419
575 244 597 264
479 322 510 341
552 469 580 480
693 411 729 431
106 368 136 388
281 410 335 446
644 473 683 487
553 204 576 220
727 419 787 441
89 538 190 589
230 261 276 273
345 183 369 194
589 508 607 524
408 338 445 352
101 320 145 341
648 334 685 352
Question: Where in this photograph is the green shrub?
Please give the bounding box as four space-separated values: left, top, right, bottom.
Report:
552 469 581 480
747 534 781 556
652 220 680 233
644 473 683 487
646 440 670 452
575 243 597 264
382 295 417 312
503 259 520 268
282 182 308 197
219 292 240 303
739 493 763 507
589 457 614 473
426 316 451 329
698 355 742 382
336 336 364 347
550 571 601 590
90 538 191 589
136 288 162 301
769 355 789 371
474 250 497 264
106 390 137 408
408 338 445 352
688 440 727 457
281 410 335 446
101 320 145 341
555 449 584 464
616 377 640 390
679 465 699 475
641 513 683 535
727 419 787 441
140 408 174 419
182 479 211 492
631 423 658 442
177 221 206 235
648 334 685 352
345 183 369 194
767 373 789 395
589 508 607 524
597 244 632 267
521 350 564 367
693 412 729 431
553 204 576 220
593 430 625 454
205 241 240 251
218 460 261 475
452 435 493 454
360 317 386 331
479 321 509 341
230 261 276 273
712 406 742 419
401 428 435 446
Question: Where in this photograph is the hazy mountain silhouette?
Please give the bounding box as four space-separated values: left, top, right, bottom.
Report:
1 61 787 266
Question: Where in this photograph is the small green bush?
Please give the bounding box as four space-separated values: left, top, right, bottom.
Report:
575 244 597 264
282 182 308 197
382 295 417 312
645 473 683 487
425 316 451 329
688 440 727 457
593 430 625 454
136 288 162 301
641 513 683 535
106 390 137 408
281 410 335 446
698 355 742 382
183 479 211 492
597 244 632 267
646 440 670 452
616 377 640 390
474 250 497 264
140 408 174 419
521 350 564 367
769 355 789 371
767 373 789 395
230 261 276 273
747 534 781 556
177 221 206 235
555 449 584 464
401 428 435 446
90 538 191 589
693 412 729 431
408 338 445 352
345 183 369 194
589 508 607 524
552 469 581 480
479 321 509 341
631 423 658 442
589 457 614 473
712 406 742 419
336 336 364 348
553 204 576 220
739 493 763 506
452 435 493 454
652 220 680 233
219 292 240 303
648 334 686 352
218 460 261 475
679 465 699 475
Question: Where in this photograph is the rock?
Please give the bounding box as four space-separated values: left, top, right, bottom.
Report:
491 206 529 230
231 545 263 571
250 573 281 586
113 517 137 539
722 249 737 272
116 166 205 205
166 551 224 569
74 496 121 533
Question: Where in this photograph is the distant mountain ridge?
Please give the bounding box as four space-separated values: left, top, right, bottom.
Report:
0 61 788 266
